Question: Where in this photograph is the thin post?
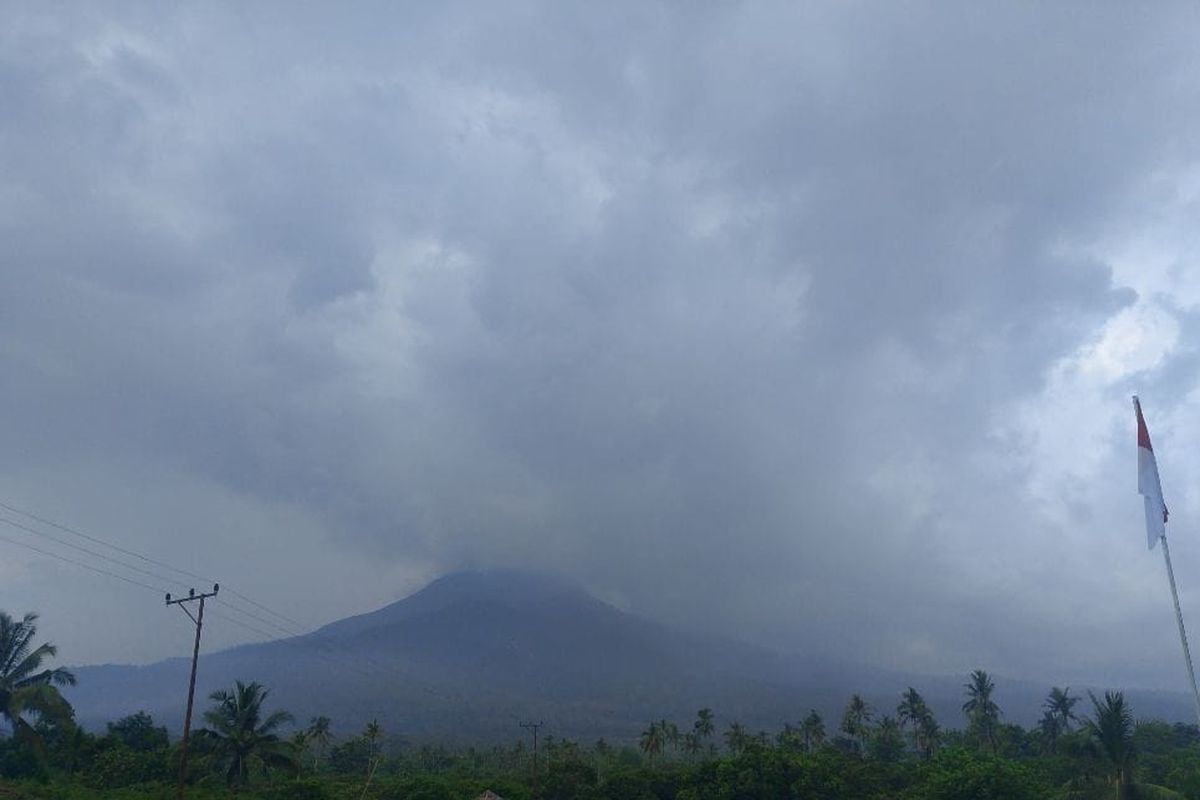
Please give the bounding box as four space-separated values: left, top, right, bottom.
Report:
167 584 220 800
519 720 543 774
177 595 204 799
1160 535 1200 727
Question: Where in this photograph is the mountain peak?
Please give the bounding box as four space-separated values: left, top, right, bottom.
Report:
311 568 605 640
416 568 595 605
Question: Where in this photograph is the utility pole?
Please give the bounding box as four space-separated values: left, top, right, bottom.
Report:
519 720 543 774
166 583 219 800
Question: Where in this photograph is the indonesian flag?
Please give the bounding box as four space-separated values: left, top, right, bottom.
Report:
1135 395 1169 549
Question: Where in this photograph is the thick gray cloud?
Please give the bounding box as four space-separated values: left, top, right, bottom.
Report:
3 2 1200 691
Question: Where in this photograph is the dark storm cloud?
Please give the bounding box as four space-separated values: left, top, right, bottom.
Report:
3 2 1200 686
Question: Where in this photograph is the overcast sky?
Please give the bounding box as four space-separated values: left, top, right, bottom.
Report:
5 2 1200 691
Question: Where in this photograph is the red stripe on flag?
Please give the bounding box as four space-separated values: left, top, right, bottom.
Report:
1136 398 1154 451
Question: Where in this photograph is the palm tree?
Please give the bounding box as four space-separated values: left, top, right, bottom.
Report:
724 721 749 755
840 694 872 755
364 718 383 761
0 612 75 747
290 729 309 762
1040 686 1079 753
660 719 680 756
694 708 715 742
917 713 940 759
639 721 664 763
683 731 702 759
800 710 825 753
962 669 1000 752
1086 690 1135 799
897 687 938 758
776 723 802 752
196 680 297 788
363 717 384 780
1047 686 1079 729
306 715 333 771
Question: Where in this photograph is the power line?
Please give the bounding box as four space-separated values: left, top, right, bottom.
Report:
0 498 460 703
0 498 305 635
1 529 458 704
0 529 299 657
0 532 169 594
207 607 398 686
213 599 300 636
222 588 305 629
0 499 212 583
207 609 280 641
0 526 409 689
210 599 428 689
0 514 191 591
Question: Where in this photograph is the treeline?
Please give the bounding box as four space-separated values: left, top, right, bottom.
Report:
7 609 1200 798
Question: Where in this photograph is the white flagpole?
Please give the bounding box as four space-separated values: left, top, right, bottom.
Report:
1159 532 1200 727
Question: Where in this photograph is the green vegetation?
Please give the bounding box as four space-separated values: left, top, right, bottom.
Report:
196 680 297 787
6 611 1200 799
0 612 76 749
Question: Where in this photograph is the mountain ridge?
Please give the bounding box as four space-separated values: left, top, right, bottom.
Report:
63 569 1198 742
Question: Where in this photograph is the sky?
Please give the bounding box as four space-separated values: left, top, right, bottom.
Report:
5 2 1200 692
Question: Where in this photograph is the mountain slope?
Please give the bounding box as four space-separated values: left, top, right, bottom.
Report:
63 570 1197 743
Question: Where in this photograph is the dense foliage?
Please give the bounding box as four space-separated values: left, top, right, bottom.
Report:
6 694 1200 799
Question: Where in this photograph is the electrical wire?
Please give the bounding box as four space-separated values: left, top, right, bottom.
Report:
0 499 299 629
0 514 191 591
0 530 404 689
0 499 212 584
0 497 456 700
0 531 169 594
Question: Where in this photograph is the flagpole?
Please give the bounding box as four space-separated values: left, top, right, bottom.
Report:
1159 532 1200 727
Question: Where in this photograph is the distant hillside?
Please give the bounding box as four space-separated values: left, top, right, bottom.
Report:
63 569 1197 743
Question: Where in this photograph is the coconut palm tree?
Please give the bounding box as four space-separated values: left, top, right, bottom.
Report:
1037 687 1076 755
290 729 309 762
196 680 296 788
639 721 664 763
1046 686 1079 730
917 713 940 759
1086 690 1135 799
660 719 680 756
306 715 333 771
840 694 873 755
800 710 825 753
0 612 75 747
724 721 749 755
962 669 1000 752
364 718 383 763
897 687 938 758
776 723 803 753
1051 686 1080 729
897 689 927 746
683 731 702 759
694 708 715 743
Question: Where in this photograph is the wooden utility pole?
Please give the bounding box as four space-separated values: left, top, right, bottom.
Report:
519 720 544 774
166 583 219 800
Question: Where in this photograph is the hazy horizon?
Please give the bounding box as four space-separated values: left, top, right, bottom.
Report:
56 566 1200 711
